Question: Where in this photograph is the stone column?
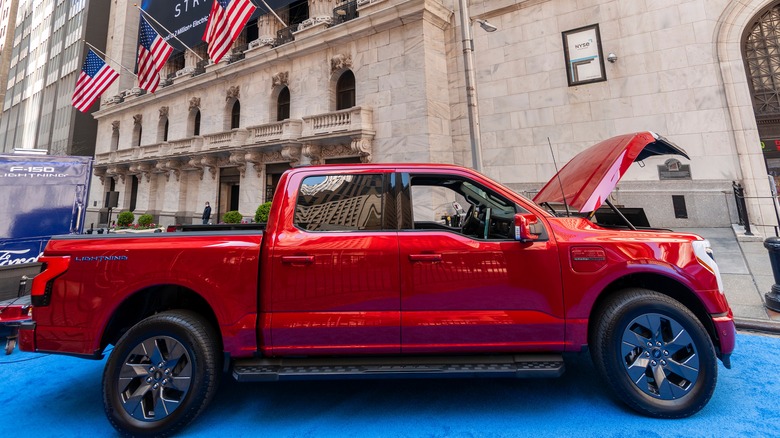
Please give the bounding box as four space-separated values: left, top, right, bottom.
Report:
299 0 335 30
308 0 337 19
251 10 289 47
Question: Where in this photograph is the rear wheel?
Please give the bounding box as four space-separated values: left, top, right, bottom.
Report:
102 310 221 437
591 289 717 418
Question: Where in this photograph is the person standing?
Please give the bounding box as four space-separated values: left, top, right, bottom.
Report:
202 202 212 225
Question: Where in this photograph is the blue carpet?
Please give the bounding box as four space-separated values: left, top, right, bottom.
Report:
0 333 778 437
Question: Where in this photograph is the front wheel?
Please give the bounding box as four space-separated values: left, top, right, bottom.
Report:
591 289 717 418
102 310 222 437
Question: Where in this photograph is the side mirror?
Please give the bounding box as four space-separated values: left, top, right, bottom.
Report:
514 213 541 242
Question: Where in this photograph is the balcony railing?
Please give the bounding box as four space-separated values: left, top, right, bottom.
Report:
333 1 359 26
246 119 303 145
139 143 169 159
203 129 249 150
169 137 204 155
95 152 111 165
228 44 248 64
301 106 373 138
116 148 139 161
275 25 296 47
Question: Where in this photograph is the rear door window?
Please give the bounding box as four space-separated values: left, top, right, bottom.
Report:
295 174 385 231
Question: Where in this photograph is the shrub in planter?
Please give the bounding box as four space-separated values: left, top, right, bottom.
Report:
255 202 272 223
138 214 154 228
117 211 134 227
222 210 243 224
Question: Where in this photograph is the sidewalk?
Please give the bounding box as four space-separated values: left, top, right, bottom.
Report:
680 227 780 333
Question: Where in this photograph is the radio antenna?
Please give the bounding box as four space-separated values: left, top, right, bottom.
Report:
548 137 571 217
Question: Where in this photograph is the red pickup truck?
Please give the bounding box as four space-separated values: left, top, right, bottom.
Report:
13 132 735 436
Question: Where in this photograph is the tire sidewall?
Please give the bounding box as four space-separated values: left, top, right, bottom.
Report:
600 292 717 417
103 311 218 437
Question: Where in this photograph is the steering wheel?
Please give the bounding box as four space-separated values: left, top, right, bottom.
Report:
461 203 480 236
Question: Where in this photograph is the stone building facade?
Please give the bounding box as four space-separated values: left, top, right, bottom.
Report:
88 0 780 235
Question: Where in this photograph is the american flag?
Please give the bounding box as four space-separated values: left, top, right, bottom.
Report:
203 0 257 64
71 49 119 113
137 17 173 93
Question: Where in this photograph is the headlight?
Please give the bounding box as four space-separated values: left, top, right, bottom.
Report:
692 240 724 294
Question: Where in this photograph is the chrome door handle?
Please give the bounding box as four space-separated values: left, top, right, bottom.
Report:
408 254 442 262
281 255 315 265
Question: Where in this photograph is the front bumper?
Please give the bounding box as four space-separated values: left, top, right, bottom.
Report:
712 315 736 369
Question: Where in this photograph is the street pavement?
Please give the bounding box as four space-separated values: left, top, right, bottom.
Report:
679 227 780 332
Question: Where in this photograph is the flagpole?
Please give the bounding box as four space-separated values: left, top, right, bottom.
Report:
133 3 205 62
253 0 288 27
83 41 138 77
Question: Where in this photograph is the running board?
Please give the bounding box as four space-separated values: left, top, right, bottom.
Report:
232 354 564 382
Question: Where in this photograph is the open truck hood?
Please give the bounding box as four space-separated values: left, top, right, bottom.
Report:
533 132 689 213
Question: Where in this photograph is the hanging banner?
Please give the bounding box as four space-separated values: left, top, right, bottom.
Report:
140 0 296 53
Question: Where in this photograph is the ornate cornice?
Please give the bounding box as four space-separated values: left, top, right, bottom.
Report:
301 144 322 165
229 150 247 176
351 136 373 163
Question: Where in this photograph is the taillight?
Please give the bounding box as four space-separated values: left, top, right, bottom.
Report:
31 256 71 306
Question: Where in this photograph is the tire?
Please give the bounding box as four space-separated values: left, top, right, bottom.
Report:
590 288 717 418
102 310 222 437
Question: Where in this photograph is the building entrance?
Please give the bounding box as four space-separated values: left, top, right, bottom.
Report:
219 167 240 220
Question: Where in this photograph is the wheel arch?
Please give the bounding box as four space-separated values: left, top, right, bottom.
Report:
99 284 221 353
587 273 721 355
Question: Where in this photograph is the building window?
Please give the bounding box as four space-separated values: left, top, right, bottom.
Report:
157 116 169 142
336 70 355 110
132 122 142 147
277 86 290 121
110 129 119 152
231 100 240 129
189 109 201 136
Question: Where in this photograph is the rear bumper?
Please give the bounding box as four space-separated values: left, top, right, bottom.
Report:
0 302 32 328
18 321 102 359
18 321 35 351
712 315 736 368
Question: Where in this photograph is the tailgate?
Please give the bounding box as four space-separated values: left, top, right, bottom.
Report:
0 295 32 325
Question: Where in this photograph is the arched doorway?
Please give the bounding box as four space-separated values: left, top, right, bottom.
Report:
744 2 780 183
715 0 780 234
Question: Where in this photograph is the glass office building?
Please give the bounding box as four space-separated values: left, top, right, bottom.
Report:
0 0 109 156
